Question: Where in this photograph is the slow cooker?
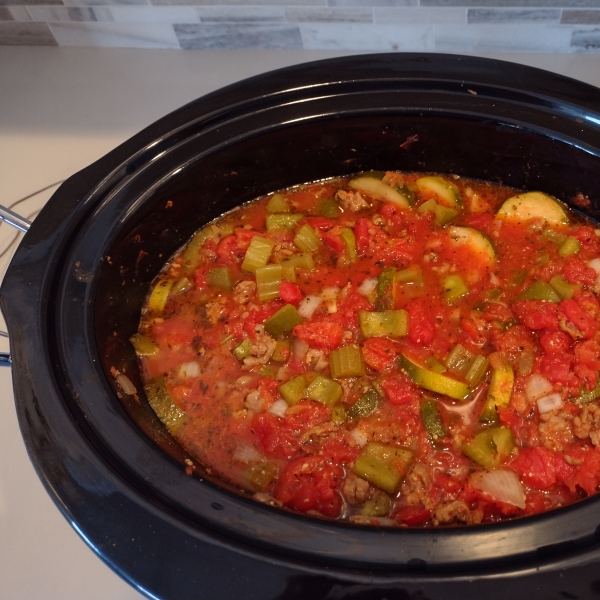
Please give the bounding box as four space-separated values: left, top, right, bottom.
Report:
3 53 600 600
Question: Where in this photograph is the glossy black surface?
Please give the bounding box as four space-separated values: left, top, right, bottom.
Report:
3 54 600 599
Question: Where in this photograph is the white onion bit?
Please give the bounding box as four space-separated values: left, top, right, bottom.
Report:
267 398 289 418
537 393 564 414
525 374 554 402
178 361 201 379
116 373 137 396
587 258 600 274
233 445 264 463
292 338 310 361
357 278 378 296
350 428 368 447
469 469 526 509
297 295 323 319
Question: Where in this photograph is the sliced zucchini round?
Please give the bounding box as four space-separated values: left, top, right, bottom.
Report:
496 192 568 225
448 226 495 265
415 176 461 208
349 176 410 208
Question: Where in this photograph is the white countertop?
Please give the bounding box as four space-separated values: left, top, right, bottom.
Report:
1 47 600 600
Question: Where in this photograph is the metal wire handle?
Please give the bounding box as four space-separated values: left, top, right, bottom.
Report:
0 203 32 365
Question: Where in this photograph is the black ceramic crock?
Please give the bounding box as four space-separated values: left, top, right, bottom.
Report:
3 54 600 600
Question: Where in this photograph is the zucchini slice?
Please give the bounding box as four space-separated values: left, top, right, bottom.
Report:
496 192 568 225
399 354 470 401
348 176 410 208
448 226 495 265
415 176 461 208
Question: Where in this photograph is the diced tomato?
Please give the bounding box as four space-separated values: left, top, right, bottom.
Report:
572 226 600 255
361 337 399 371
274 455 343 518
395 504 431 526
560 298 598 339
354 218 373 255
574 339 600 370
564 447 600 495
252 412 302 460
493 325 535 358
497 406 520 428
461 212 494 234
512 300 560 331
279 281 303 305
575 291 599 318
293 318 344 350
539 353 573 384
338 291 372 332
321 230 345 254
509 447 558 490
284 401 331 432
319 437 360 464
380 372 420 405
305 216 337 230
216 235 244 264
562 256 597 286
152 317 196 347
480 302 514 324
405 299 435 346
539 331 571 354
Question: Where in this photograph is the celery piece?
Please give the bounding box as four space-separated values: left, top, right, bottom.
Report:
339 227 357 263
542 228 567 245
145 377 187 433
377 267 396 298
318 198 340 219
271 340 291 363
420 398 446 443
259 365 277 377
330 345 366 379
264 304 303 338
435 204 460 226
281 252 317 282
266 213 303 232
241 461 279 493
255 264 282 302
279 375 308 405
462 426 514 467
266 193 290 213
425 356 447 374
399 354 470 401
353 455 402 495
129 333 159 356
518 280 560 303
462 429 498 468
182 225 216 271
241 236 275 272
232 338 252 361
444 343 475 376
306 375 343 406
509 270 527 288
294 224 321 253
417 198 438 215
171 277 193 296
465 355 489 386
536 253 550 267
558 236 581 258
360 492 392 517
359 310 408 338
442 274 469 304
331 405 347 425
148 279 173 312
353 443 413 494
549 274 581 300
207 266 234 291
492 426 514 459
347 388 381 420
480 363 514 423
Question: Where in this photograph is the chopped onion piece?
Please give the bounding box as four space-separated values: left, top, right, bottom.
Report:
537 393 564 414
525 374 553 402
357 278 378 296
321 287 340 313
350 427 368 447
469 469 526 509
233 445 264 463
267 398 289 418
116 373 136 396
244 389 263 412
178 361 201 379
297 295 323 319
587 258 600 274
292 338 309 361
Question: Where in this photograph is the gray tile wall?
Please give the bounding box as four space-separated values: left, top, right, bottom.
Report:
1 0 599 51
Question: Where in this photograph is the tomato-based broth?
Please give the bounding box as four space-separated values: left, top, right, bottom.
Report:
131 172 600 526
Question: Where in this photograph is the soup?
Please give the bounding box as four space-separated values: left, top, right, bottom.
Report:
129 172 600 526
